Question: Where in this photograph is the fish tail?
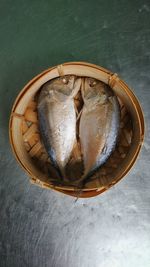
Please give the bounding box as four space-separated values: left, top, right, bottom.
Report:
76 174 89 190
59 167 68 182
50 160 64 181
76 167 99 189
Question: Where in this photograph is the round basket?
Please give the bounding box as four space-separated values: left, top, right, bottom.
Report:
9 62 144 198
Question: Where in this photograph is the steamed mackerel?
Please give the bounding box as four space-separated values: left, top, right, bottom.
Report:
37 76 81 180
79 78 120 183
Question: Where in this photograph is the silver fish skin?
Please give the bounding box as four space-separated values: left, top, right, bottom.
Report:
37 76 81 180
78 77 120 184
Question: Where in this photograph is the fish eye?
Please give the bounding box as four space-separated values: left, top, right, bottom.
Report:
62 78 68 84
89 79 97 87
92 81 97 86
61 76 70 84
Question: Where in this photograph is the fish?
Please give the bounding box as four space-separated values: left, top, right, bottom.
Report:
37 75 81 180
78 77 120 186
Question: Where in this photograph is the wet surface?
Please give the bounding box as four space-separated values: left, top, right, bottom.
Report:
0 0 150 266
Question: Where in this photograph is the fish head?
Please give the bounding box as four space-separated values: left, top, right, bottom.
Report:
39 76 81 103
82 78 113 107
53 75 81 99
38 83 56 105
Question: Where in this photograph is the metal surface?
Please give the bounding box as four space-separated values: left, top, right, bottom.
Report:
0 0 150 266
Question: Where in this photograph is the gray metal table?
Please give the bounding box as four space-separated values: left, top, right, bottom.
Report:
0 0 150 266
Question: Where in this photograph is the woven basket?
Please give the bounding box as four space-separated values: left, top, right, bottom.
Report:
9 62 144 198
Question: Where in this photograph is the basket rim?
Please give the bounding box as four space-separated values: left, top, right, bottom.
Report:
9 61 145 197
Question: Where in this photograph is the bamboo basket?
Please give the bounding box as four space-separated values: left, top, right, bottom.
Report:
9 62 144 198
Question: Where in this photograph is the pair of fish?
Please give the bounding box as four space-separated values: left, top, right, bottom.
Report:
37 75 120 186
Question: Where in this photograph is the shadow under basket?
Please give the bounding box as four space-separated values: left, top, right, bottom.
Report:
9 62 144 198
